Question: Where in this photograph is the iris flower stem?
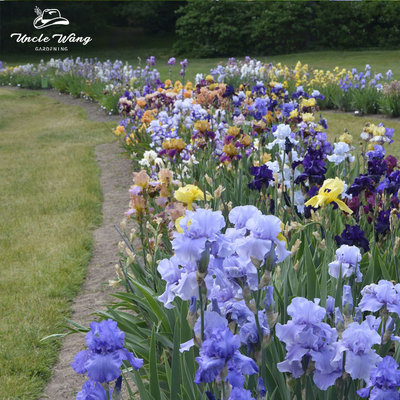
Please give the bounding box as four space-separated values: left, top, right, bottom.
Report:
139 218 148 270
199 285 205 342
105 383 110 400
343 378 351 400
222 381 226 400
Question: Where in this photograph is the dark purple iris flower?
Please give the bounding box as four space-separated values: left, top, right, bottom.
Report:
368 159 387 178
247 165 274 191
319 117 328 130
375 210 390 234
222 85 236 98
385 155 398 174
334 224 370 252
347 175 375 197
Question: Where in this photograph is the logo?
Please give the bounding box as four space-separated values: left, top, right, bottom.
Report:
33 6 69 30
10 6 92 51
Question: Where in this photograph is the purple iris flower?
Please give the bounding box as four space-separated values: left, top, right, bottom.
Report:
379 123 395 144
384 170 400 196
222 255 258 289
264 286 275 311
367 145 386 160
180 59 188 71
76 380 111 400
334 320 382 380
247 165 274 191
257 377 267 398
146 56 156 66
358 356 400 399
223 85 236 98
157 256 183 309
167 57 176 66
326 296 335 316
71 320 143 383
228 387 255 400
282 103 295 117
194 313 258 385
334 224 370 252
225 301 254 326
368 159 387 178
319 117 328 130
328 245 362 282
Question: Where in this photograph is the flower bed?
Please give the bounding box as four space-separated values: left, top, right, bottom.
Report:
64 59 400 400
1 56 399 117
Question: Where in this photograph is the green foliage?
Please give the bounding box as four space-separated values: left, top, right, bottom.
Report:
174 2 400 57
379 93 400 118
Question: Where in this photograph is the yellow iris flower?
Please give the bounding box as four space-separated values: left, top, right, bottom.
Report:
305 178 353 214
174 184 212 211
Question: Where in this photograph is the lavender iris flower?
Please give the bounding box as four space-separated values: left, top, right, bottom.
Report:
328 245 362 282
236 215 290 263
239 310 270 350
229 206 262 230
173 209 225 262
359 280 400 317
276 298 339 387
157 256 183 309
326 296 335 316
334 320 382 380
228 387 255 400
71 320 143 383
343 285 353 316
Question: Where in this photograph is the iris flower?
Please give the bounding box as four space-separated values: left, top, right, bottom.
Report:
71 320 143 383
305 178 353 214
174 184 212 210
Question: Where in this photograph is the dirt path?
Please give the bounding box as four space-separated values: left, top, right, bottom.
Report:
39 141 134 399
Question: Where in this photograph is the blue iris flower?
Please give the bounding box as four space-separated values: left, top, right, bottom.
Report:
71 319 143 383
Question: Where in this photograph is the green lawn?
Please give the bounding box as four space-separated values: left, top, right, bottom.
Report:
0 89 114 399
323 112 400 157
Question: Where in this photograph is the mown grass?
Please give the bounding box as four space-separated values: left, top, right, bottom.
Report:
323 111 400 157
0 89 114 399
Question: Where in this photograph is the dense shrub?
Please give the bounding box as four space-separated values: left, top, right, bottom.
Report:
174 2 400 57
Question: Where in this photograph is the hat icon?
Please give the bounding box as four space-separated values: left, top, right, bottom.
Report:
33 7 69 30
